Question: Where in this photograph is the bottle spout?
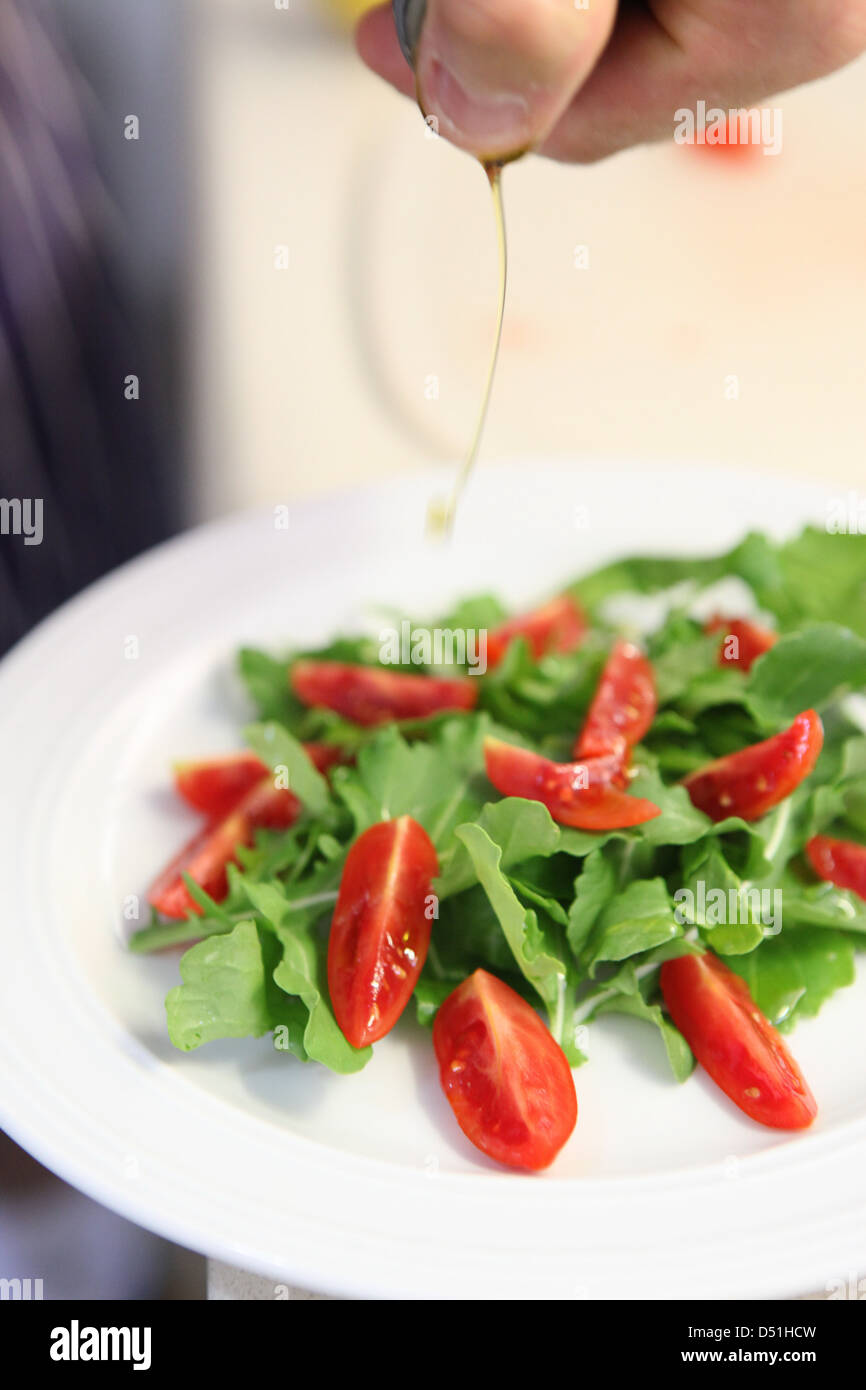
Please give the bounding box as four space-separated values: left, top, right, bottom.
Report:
392 0 427 67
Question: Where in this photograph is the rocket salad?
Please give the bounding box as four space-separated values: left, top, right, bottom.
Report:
131 524 866 1169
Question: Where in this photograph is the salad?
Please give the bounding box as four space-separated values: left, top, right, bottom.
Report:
132 524 866 1171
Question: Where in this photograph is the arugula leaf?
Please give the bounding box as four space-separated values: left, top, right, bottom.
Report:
592 971 695 1083
745 626 866 729
628 763 713 846
771 874 866 935
242 879 371 1074
244 721 331 816
413 976 457 1027
334 722 485 850
585 878 682 972
724 927 856 1031
129 914 232 954
479 636 606 744
237 647 299 725
454 823 569 1022
438 796 561 897
166 920 288 1051
567 850 616 957
675 843 767 955
755 527 866 636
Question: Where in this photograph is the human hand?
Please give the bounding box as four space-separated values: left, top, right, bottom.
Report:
356 1 866 162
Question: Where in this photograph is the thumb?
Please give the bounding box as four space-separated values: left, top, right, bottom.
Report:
415 0 617 161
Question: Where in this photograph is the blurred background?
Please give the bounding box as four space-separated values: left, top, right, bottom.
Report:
0 0 864 1298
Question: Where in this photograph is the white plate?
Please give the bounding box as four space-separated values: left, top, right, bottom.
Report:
1 462 865 1300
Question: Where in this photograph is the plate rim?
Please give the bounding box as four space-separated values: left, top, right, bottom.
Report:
1 460 863 1300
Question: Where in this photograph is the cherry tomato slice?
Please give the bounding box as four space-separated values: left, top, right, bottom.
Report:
574 640 656 761
174 744 344 819
174 754 271 819
433 969 577 1170
682 710 822 822
486 594 587 669
148 776 300 919
806 835 866 900
483 737 660 831
292 659 478 726
660 952 817 1129
328 815 439 1047
705 615 777 673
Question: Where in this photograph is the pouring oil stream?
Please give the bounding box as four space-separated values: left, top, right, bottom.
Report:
427 160 507 537
393 0 514 535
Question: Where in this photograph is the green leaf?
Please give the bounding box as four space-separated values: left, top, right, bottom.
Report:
432 886 530 979
413 977 456 1027
438 796 561 897
237 647 298 725
745 625 866 729
759 527 866 636
129 914 232 954
676 844 769 955
567 850 616 957
594 990 695 1082
335 722 485 849
244 721 331 816
454 823 568 1019
627 763 713 846
241 879 371 1074
723 927 856 1031
773 875 866 935
586 878 682 971
166 920 280 1051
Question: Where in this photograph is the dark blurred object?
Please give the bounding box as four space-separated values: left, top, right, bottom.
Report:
0 0 185 656
0 0 196 1298
0 1132 205 1299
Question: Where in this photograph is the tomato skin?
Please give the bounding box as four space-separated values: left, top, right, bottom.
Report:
149 776 300 919
433 969 577 1170
683 710 823 822
660 953 817 1130
174 744 344 819
574 640 656 761
483 737 660 831
806 835 866 900
705 616 777 673
486 595 586 669
328 816 439 1047
291 660 478 726
174 754 271 819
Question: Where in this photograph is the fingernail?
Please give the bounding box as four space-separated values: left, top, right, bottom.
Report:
416 48 531 156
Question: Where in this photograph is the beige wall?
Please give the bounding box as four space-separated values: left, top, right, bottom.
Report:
190 1 866 518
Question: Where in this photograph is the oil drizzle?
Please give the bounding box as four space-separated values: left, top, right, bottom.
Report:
427 160 507 538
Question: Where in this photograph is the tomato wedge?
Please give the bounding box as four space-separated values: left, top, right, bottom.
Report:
574 639 656 761
433 969 577 1170
705 615 777 672
174 753 267 819
806 835 866 900
174 744 344 819
683 710 822 822
660 952 817 1129
486 594 586 669
328 816 438 1047
148 777 300 919
483 737 660 831
292 659 478 726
